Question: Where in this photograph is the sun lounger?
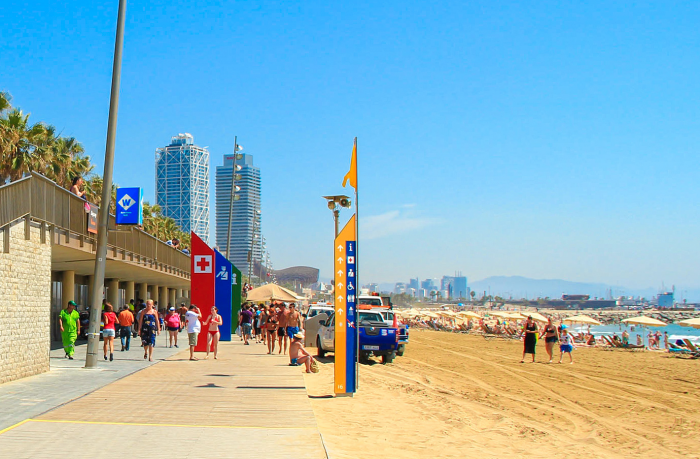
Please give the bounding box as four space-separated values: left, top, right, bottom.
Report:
683 339 699 353
668 343 692 354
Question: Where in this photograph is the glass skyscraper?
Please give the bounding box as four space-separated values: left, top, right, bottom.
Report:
155 133 210 243
215 153 261 274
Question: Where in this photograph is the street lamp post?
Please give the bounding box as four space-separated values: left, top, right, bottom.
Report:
323 195 352 305
86 0 127 368
225 138 243 261
247 210 261 286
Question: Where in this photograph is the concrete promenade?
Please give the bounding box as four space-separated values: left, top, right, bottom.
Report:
0 339 328 459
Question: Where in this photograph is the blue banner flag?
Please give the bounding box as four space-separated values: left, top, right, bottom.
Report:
214 249 233 341
115 187 143 225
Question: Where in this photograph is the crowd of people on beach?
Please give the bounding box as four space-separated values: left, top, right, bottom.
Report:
58 298 317 373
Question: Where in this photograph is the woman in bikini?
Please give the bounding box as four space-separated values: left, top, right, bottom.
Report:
540 316 559 363
202 306 223 359
266 310 279 355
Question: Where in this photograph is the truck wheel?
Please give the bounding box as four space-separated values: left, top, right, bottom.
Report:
396 344 405 357
382 352 396 364
359 352 370 364
316 337 326 358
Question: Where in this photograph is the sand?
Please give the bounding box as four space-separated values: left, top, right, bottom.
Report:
303 330 700 459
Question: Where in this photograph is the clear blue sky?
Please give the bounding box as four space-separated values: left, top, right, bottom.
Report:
3 1 700 290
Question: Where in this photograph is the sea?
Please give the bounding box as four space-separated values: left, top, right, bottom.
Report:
571 323 700 346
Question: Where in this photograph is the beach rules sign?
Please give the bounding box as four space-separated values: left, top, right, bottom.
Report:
334 214 358 395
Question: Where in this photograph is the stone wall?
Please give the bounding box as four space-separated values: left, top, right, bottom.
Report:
0 220 52 384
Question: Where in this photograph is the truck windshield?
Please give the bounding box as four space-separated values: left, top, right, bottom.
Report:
358 312 384 323
359 298 382 306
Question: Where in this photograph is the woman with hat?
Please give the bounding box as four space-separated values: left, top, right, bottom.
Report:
60 301 81 359
165 306 181 348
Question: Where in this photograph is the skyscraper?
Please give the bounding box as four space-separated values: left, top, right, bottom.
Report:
215 153 261 275
155 133 210 242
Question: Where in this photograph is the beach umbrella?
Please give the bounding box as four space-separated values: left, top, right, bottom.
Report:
245 283 298 302
621 316 667 327
508 312 527 320
488 311 511 318
563 315 602 326
421 312 440 319
458 311 481 319
678 317 700 329
527 312 549 323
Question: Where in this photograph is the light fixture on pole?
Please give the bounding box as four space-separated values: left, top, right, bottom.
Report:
225 138 243 261
323 195 351 238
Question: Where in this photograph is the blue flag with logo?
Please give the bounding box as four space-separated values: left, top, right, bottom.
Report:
115 187 143 225
214 249 233 341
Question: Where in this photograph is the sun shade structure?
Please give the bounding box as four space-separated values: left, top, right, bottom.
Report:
245 283 299 302
458 311 481 319
527 312 549 322
677 317 700 329
621 316 667 327
563 315 602 326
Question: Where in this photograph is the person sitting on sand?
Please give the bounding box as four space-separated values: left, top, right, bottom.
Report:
289 332 315 373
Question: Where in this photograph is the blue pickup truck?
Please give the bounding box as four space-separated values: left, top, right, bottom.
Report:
316 310 399 364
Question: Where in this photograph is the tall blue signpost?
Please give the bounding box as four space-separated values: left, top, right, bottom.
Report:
115 187 143 225
214 249 233 341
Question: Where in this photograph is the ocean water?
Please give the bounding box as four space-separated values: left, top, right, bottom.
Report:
570 323 700 346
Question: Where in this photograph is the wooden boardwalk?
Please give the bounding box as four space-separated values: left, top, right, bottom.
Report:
0 340 328 459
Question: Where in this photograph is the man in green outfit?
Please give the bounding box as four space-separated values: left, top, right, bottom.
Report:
60 300 81 359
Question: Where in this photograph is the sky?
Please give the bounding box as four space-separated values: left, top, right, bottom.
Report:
2 1 700 290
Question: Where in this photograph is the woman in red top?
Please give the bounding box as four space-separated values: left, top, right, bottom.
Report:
102 303 118 361
165 307 181 348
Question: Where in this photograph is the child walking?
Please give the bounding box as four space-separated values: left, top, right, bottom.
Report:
558 326 576 364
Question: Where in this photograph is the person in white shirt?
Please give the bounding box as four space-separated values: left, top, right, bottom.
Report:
185 304 202 361
558 326 576 364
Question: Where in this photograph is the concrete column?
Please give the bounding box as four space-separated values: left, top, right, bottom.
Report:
159 286 168 307
107 279 119 308
61 270 75 309
124 281 135 304
151 285 159 304
86 275 95 309
138 282 148 302
176 289 183 299
169 289 176 307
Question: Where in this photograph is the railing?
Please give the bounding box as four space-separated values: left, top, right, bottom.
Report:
0 172 190 276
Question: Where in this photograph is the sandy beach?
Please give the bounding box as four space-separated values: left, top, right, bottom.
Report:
304 330 700 459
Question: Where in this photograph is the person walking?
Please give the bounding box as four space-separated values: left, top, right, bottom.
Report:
266 309 279 354
540 317 559 363
558 326 576 364
520 316 539 363
286 303 302 340
102 303 117 361
138 300 160 361
60 301 81 359
185 304 202 361
117 305 134 351
203 306 223 359
258 305 269 345
277 303 290 354
240 304 253 345
165 307 181 348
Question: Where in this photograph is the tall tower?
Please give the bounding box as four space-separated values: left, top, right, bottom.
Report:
155 133 210 243
215 153 261 274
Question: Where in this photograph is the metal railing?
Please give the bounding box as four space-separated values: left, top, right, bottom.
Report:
0 172 190 276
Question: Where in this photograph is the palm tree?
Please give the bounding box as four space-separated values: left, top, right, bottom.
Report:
0 108 51 183
0 91 11 114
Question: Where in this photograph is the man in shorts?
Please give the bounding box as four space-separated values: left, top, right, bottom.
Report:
289 332 315 373
185 304 202 361
276 303 290 355
240 304 253 345
286 303 302 343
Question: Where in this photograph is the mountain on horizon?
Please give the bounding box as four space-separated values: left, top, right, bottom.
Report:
469 276 620 300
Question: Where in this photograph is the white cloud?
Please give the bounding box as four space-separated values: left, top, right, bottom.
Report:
360 208 438 240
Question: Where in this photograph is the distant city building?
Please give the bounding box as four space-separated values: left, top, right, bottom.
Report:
155 133 210 242
417 288 427 299
394 282 407 294
365 283 379 293
421 279 435 291
409 278 419 291
657 292 674 308
215 153 261 274
452 276 468 299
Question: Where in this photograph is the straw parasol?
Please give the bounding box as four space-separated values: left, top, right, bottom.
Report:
527 312 549 323
678 317 700 329
508 312 527 320
245 284 298 302
488 311 511 318
621 316 667 327
458 311 481 319
563 315 602 326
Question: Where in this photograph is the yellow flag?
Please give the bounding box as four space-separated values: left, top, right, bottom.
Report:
342 138 357 190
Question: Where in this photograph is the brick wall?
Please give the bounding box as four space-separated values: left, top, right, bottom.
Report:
0 221 52 384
